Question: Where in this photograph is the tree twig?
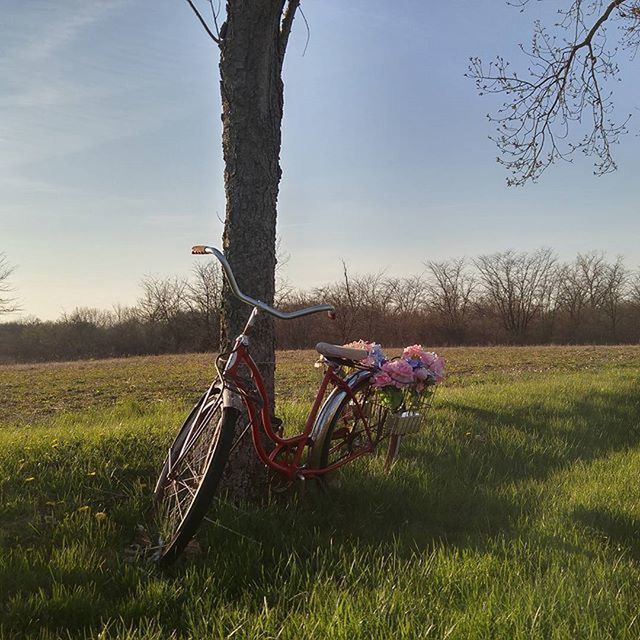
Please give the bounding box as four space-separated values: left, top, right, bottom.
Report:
183 0 220 44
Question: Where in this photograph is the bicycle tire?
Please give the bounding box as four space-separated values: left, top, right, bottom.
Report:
152 388 238 565
309 373 387 486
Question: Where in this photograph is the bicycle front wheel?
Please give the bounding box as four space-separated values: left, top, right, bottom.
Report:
152 387 238 565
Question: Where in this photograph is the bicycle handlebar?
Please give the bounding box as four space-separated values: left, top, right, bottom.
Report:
192 245 335 320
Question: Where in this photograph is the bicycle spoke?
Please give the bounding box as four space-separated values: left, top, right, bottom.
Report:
315 374 389 481
228 420 252 455
176 479 197 498
179 402 220 459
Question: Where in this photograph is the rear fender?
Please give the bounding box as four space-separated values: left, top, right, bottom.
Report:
307 369 372 468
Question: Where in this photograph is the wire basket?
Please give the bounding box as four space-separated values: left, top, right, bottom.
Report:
367 386 437 436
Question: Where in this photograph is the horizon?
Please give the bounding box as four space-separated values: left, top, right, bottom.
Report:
1 244 637 323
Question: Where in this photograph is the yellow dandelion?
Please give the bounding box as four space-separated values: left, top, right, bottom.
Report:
25 477 35 482
95 511 108 522
77 505 91 513
87 471 96 477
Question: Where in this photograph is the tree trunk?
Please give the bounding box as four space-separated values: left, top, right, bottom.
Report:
218 1 290 501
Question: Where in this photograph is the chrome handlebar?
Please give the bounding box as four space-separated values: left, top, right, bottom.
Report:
191 245 335 320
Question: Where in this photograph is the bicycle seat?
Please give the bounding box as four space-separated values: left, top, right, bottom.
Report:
316 342 368 363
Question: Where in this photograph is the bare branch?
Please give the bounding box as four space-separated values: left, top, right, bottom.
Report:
183 0 220 45
474 249 557 341
469 0 636 185
206 0 222 40
298 5 311 56
0 253 20 315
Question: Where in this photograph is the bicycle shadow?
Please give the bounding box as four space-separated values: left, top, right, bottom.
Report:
245 384 640 557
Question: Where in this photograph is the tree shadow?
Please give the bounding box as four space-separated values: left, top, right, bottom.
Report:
193 385 640 564
277 384 640 555
572 506 640 562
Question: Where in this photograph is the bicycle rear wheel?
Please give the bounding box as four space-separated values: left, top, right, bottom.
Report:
152 386 238 565
309 374 388 487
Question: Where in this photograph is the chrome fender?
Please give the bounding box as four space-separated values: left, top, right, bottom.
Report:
307 369 372 468
222 387 244 412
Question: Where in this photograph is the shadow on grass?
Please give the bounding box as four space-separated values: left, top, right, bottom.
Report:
572 506 640 562
433 386 640 484
201 384 640 559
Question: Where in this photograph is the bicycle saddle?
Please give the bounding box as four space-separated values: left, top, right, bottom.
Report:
315 342 368 363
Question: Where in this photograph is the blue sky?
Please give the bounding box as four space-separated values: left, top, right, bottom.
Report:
2 0 638 319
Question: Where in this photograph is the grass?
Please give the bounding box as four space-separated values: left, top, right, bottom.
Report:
1 346 640 638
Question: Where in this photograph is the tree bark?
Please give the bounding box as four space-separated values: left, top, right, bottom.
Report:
218 0 291 501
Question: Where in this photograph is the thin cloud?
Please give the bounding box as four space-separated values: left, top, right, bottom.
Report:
0 0 194 173
7 1 127 62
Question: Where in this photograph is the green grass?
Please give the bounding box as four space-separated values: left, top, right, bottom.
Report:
2 347 640 638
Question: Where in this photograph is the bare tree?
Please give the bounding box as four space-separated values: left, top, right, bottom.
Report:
186 261 223 349
600 255 629 338
426 259 476 342
0 254 19 315
274 236 294 306
61 307 115 328
315 263 393 343
577 251 611 309
378 274 427 345
630 269 640 307
557 251 628 339
475 248 557 342
469 1 639 184
138 275 188 324
557 260 591 336
111 303 139 324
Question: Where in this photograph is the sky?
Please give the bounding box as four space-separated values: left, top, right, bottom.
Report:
2 0 638 320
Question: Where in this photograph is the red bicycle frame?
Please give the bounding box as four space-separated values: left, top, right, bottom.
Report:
222 339 379 481
189 246 390 481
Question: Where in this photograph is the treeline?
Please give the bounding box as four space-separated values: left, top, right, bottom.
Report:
2 249 640 364
0 263 222 363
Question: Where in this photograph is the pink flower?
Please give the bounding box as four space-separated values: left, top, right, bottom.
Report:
381 360 414 387
372 372 393 388
402 344 424 360
429 356 445 383
414 368 431 381
420 351 436 366
342 340 386 367
343 339 373 352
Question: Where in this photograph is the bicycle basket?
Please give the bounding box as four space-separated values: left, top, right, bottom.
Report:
367 386 437 436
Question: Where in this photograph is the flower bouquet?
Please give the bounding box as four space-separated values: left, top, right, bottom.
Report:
343 341 445 435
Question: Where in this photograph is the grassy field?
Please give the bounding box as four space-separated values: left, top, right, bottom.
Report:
2 346 640 639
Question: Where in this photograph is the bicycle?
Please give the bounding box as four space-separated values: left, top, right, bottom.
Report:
152 245 420 565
